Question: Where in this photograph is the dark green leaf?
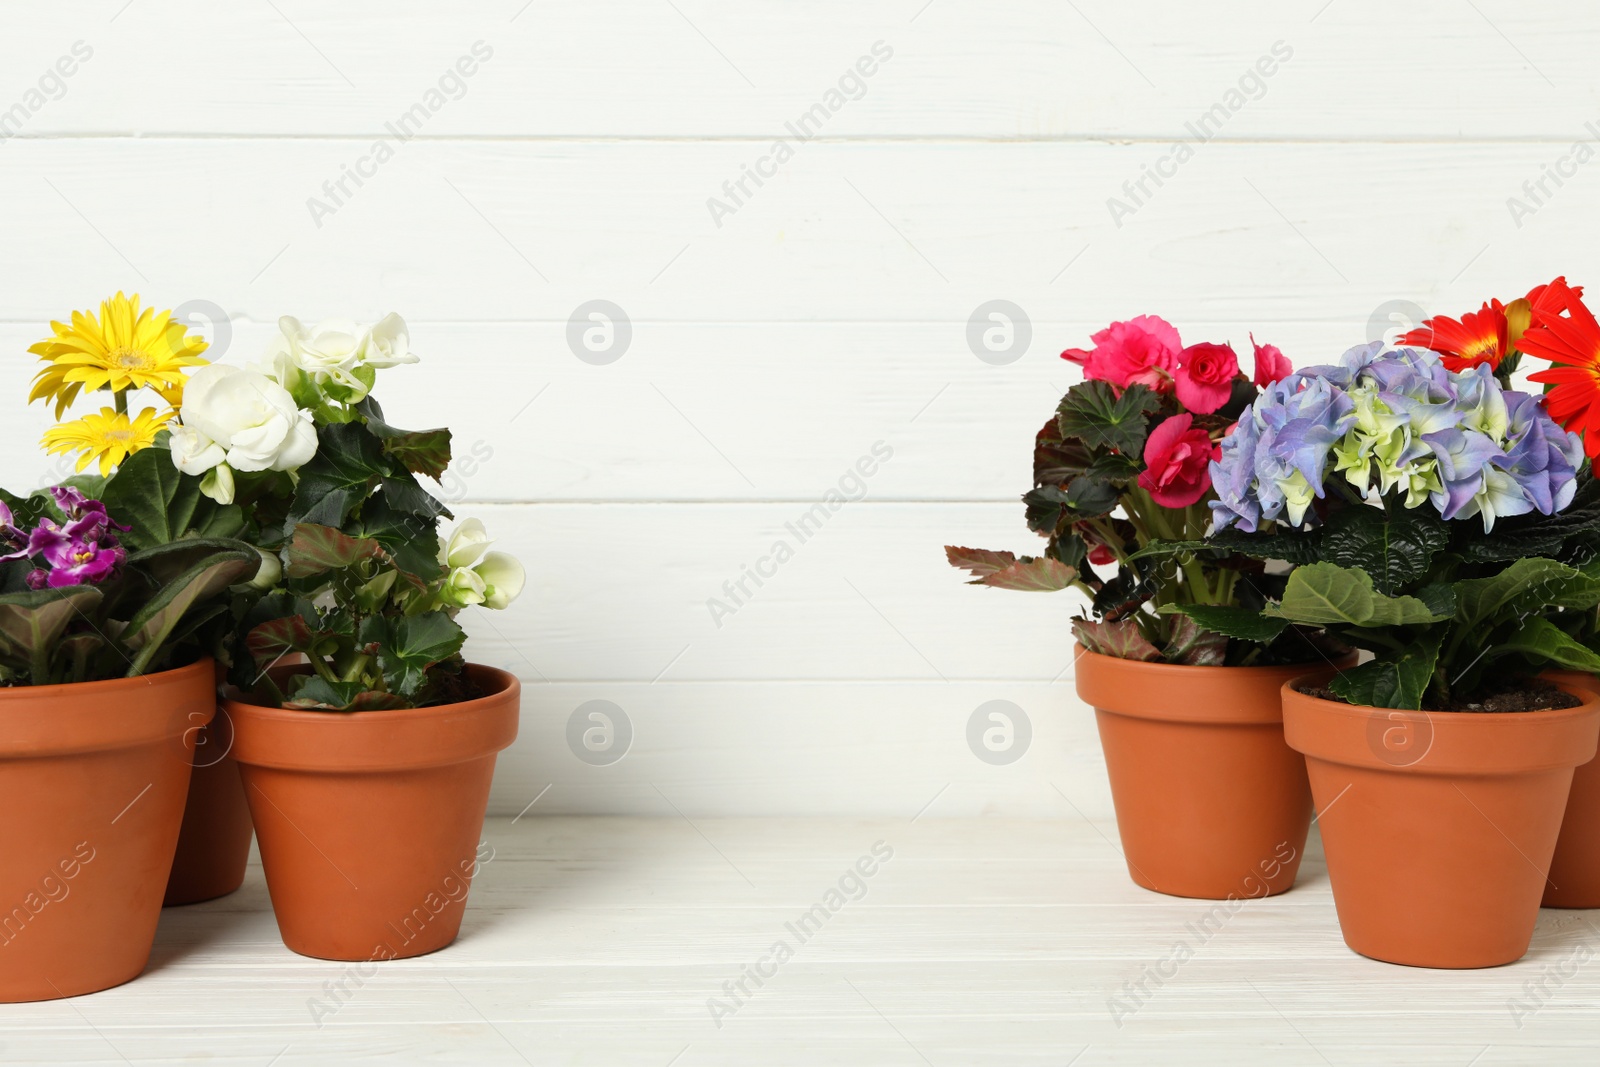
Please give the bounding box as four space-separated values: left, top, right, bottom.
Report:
358 397 453 481
1328 631 1444 710
120 547 261 674
364 613 466 697
1319 504 1449 595
1056 381 1161 456
100 447 243 550
1162 603 1290 643
1093 571 1157 621
126 538 261 586
348 496 444 583
1063 476 1118 517
287 421 390 530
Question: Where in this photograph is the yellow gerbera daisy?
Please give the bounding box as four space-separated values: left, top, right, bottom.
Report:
29 293 209 418
41 407 169 476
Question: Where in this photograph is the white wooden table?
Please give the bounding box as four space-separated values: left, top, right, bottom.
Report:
2 816 1595 1065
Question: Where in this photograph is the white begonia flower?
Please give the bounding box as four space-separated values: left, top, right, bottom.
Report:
361 313 420 369
439 518 492 569
173 363 318 475
440 565 488 608
266 313 419 403
475 551 525 610
169 422 226 477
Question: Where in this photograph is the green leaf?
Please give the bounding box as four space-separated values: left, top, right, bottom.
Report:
364 613 466 697
284 524 386 579
1319 504 1449 595
1130 527 1320 566
100 447 243 550
1164 614 1228 665
1056 381 1161 456
1328 630 1444 710
359 397 453 481
1092 571 1157 621
1162 603 1290 643
126 538 261 586
1486 617 1600 674
120 547 261 674
1063 476 1119 517
287 421 390 530
283 675 412 712
348 496 444 583
0 586 103 670
1267 562 1451 627
1453 557 1592 632
1072 617 1161 661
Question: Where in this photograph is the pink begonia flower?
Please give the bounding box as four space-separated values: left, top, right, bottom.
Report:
1061 315 1181 392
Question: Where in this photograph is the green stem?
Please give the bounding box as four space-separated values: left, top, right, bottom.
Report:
309 654 341 685
113 388 128 416
30 643 52 686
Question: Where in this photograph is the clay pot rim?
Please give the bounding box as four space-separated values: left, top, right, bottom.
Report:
0 655 212 703
0 657 216 757
1076 643 1355 725
226 663 520 772
1282 677 1600 776
225 663 518 723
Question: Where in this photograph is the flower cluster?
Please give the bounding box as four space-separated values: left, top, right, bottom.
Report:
1211 344 1582 533
31 293 210 475
1062 317 1291 414
1060 316 1293 508
436 519 524 611
0 487 127 589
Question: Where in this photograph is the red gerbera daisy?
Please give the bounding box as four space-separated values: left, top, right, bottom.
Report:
1520 277 1600 458
1399 301 1509 372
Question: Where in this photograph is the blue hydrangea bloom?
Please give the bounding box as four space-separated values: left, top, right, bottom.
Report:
1210 346 1583 533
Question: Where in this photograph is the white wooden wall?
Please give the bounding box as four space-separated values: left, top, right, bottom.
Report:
2 0 1595 816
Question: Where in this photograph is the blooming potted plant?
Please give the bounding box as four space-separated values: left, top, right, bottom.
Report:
1207 339 1600 967
947 316 1346 900
1445 276 1600 910
2 295 262 1001
176 314 525 961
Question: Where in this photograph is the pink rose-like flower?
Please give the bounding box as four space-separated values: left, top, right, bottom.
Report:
1137 414 1217 508
1250 333 1293 386
1061 315 1181 393
1174 342 1240 414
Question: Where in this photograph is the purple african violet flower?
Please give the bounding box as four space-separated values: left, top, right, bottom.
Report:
42 536 125 587
4 487 129 588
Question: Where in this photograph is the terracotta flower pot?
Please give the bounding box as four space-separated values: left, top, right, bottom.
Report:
162 738 254 906
1542 669 1600 909
228 665 519 961
0 659 213 1002
1283 680 1600 968
1075 646 1343 900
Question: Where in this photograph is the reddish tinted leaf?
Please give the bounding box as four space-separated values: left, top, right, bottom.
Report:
977 556 1077 592
945 546 1018 579
285 523 386 578
1072 617 1161 661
